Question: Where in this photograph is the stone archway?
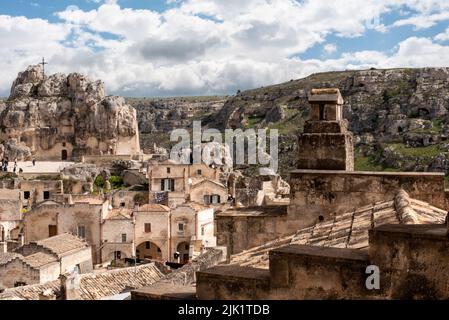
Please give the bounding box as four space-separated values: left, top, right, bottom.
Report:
136 241 163 261
177 242 190 264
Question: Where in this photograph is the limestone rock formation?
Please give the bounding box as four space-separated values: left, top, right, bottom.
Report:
0 65 140 160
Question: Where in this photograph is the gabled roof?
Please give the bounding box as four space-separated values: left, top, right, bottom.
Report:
22 252 58 268
135 204 170 212
0 263 167 300
0 252 21 265
34 233 89 257
229 189 447 269
0 252 57 269
190 178 226 189
105 208 133 220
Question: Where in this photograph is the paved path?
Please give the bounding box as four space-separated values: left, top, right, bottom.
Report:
2 161 75 173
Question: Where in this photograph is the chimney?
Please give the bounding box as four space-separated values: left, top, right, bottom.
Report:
39 289 56 300
60 271 81 300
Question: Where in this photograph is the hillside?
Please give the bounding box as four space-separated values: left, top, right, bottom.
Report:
126 68 449 178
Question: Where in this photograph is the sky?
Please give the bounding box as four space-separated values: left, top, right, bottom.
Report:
1 0 449 97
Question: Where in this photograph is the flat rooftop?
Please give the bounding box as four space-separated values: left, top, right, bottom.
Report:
5 161 75 174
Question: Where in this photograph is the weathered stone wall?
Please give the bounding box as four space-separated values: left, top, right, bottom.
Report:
110 190 148 209
60 246 93 274
267 245 372 299
289 170 448 224
196 266 270 300
215 206 306 256
198 224 449 300
369 224 449 299
0 259 40 289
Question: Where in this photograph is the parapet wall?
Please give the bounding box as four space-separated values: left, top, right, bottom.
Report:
289 170 448 224
197 223 449 300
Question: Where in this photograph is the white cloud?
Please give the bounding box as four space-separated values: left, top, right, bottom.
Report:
324 44 337 55
1 1 449 97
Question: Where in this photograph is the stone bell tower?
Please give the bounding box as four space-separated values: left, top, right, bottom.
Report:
297 88 354 171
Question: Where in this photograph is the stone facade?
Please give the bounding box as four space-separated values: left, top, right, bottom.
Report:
23 199 108 264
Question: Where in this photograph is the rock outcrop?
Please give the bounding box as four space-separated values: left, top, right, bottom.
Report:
0 65 140 160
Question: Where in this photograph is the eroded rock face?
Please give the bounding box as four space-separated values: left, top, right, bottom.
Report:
0 65 140 160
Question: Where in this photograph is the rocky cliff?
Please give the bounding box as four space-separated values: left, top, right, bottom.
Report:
127 97 226 153
0 65 140 160
201 68 449 177
133 68 449 178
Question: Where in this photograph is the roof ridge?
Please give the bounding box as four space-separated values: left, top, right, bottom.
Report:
394 189 420 224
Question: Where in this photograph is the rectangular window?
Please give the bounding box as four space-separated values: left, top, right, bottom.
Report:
145 241 150 249
144 223 151 233
178 223 184 231
197 169 202 175
161 178 175 191
201 226 205 236
203 195 210 205
121 234 127 243
43 191 50 200
167 167 171 174
24 191 30 199
211 195 220 204
77 226 86 239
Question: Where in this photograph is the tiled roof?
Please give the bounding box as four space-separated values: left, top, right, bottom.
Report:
229 190 447 269
0 252 21 265
22 252 58 268
35 233 88 257
0 263 167 300
135 203 170 212
105 208 133 219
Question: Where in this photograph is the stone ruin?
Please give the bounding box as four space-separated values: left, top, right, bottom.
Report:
0 65 141 161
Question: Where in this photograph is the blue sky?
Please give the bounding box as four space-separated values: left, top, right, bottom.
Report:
1 0 449 97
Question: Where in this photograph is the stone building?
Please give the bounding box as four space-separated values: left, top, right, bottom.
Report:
23 198 108 264
0 189 22 244
101 208 135 263
102 203 216 265
0 233 92 291
194 88 449 300
148 160 227 207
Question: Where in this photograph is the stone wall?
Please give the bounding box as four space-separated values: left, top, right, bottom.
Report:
197 223 449 300
216 206 298 256
369 224 449 299
289 170 448 224
0 259 40 289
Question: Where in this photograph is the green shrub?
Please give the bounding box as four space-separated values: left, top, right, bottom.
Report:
94 175 105 188
109 175 124 189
